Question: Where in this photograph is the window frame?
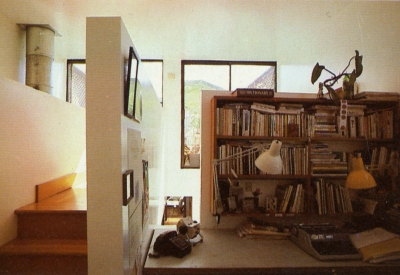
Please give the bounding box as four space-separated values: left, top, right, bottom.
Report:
66 59 86 104
181 60 277 169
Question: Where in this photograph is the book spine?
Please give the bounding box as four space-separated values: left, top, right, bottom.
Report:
233 89 274 97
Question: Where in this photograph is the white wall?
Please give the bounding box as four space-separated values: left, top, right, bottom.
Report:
0 76 86 246
0 11 25 83
86 17 164 275
86 17 125 275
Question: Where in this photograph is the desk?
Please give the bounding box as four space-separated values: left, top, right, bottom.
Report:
144 229 399 275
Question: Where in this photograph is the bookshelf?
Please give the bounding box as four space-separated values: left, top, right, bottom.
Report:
210 95 400 217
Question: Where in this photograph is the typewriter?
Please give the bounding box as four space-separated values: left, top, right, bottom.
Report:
290 223 362 261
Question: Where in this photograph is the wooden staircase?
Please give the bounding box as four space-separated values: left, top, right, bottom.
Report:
0 187 88 275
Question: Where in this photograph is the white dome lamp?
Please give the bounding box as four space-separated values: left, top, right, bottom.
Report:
255 140 283 174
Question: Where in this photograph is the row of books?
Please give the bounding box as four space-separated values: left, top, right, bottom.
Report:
216 144 260 175
364 109 394 139
250 111 305 137
281 145 308 176
275 183 305 214
215 102 394 139
313 178 353 215
369 146 398 167
303 107 393 139
216 103 306 137
307 114 362 138
216 143 308 176
217 143 397 177
216 103 251 136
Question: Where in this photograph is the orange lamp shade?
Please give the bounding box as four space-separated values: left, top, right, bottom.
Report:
346 157 376 189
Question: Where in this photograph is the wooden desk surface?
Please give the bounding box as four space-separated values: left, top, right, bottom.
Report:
144 228 399 275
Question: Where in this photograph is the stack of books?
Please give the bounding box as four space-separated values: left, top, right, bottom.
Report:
350 227 400 263
311 143 348 176
276 103 304 114
250 102 276 114
308 105 339 138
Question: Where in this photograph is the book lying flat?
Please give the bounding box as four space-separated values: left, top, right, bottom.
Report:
237 220 290 239
354 91 399 100
232 88 274 98
359 238 400 263
350 227 400 263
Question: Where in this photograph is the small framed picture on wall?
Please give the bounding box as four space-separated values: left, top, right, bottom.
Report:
123 170 134 206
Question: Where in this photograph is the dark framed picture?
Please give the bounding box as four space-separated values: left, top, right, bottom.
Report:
142 160 149 227
122 169 134 206
124 46 139 119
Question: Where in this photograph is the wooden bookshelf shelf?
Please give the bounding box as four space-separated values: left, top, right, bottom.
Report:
210 94 400 217
218 174 309 180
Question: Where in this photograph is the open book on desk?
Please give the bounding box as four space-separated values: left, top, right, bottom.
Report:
350 227 400 263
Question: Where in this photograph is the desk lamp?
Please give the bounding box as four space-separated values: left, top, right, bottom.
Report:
346 156 376 189
255 139 283 174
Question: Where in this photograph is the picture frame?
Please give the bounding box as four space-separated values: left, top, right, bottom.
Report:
142 160 149 227
124 46 139 119
265 196 278 213
123 169 134 206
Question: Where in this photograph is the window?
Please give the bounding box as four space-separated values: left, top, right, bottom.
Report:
66 59 86 108
66 59 163 107
181 60 277 168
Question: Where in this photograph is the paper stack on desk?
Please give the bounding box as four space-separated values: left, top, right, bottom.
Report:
237 219 290 239
350 227 400 263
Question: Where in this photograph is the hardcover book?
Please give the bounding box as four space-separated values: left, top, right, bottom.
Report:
350 227 400 263
232 88 274 98
354 91 399 100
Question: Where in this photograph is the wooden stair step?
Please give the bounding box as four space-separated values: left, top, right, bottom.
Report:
16 211 87 239
18 187 87 212
0 238 87 255
0 238 87 275
15 188 87 239
0 188 88 274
